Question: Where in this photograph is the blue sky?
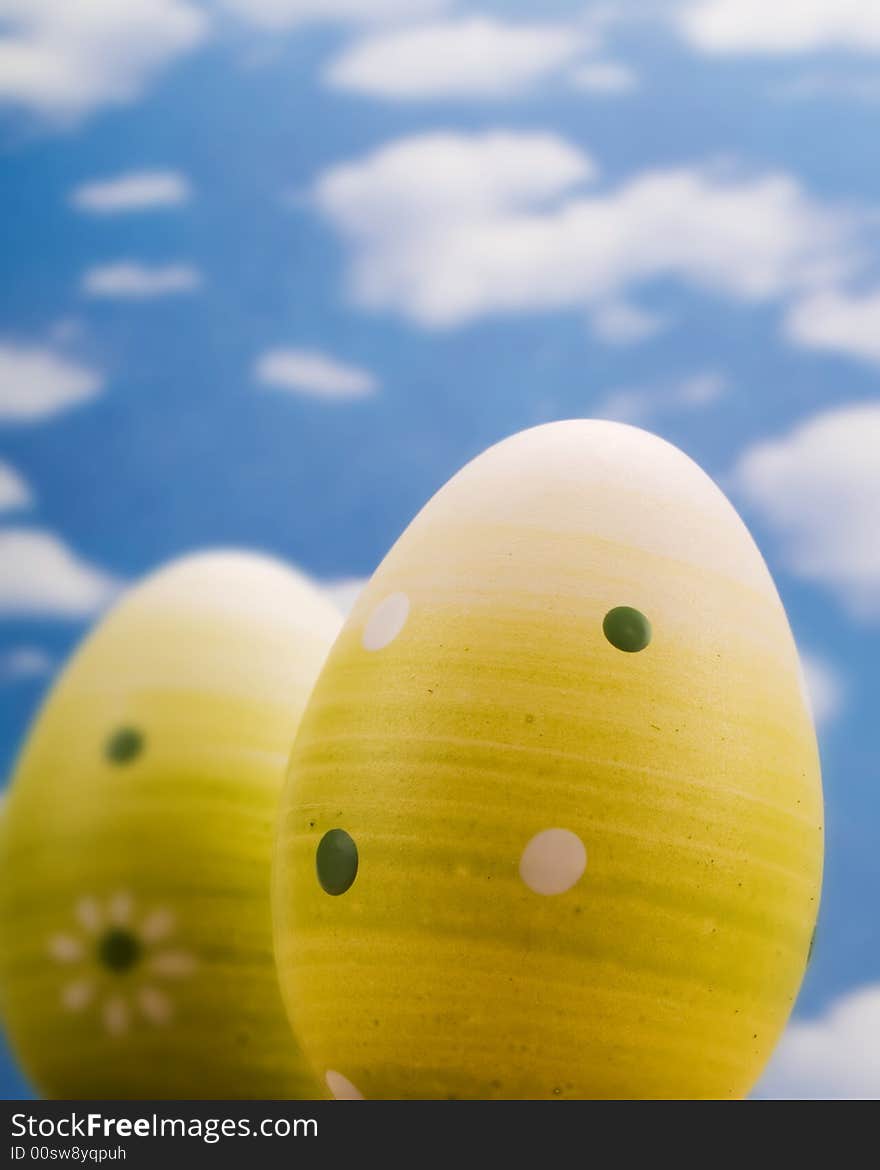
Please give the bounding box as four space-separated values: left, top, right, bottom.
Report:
1 0 879 1099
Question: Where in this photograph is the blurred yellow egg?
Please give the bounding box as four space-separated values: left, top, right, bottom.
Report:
274 420 823 1100
0 551 341 1099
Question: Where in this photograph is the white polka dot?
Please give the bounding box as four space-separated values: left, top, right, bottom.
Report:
141 907 174 943
148 950 197 977
48 934 84 963
138 986 172 1026
109 890 133 925
519 828 587 896
103 996 129 1036
76 897 102 934
61 979 93 1012
326 1069 365 1100
362 592 410 651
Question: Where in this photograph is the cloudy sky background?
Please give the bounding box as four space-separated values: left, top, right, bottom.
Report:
1 0 878 1099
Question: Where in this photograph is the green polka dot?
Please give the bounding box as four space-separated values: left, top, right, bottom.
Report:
316 829 358 896
97 928 141 973
105 727 144 765
603 606 651 653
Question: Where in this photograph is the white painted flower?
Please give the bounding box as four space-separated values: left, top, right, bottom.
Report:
47 892 197 1037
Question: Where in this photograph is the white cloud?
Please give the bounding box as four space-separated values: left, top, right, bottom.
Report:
757 986 880 1099
70 169 191 214
771 71 880 103
323 576 369 615
315 130 852 331
82 262 202 299
0 343 103 422
734 403 880 618
0 529 120 618
676 369 728 406
48 318 85 345
0 461 32 511
596 369 728 424
0 0 207 121
220 0 449 30
255 348 377 400
786 288 880 365
570 61 638 94
798 650 844 726
0 646 53 683
590 300 665 343
678 0 880 55
325 17 586 101
317 131 595 240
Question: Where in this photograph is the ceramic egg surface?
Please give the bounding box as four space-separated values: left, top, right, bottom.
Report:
0 552 341 1098
274 421 823 1100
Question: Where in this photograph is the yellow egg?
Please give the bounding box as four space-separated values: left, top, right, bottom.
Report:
0 551 341 1099
274 421 823 1100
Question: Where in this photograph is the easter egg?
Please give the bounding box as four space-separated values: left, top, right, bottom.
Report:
273 421 823 1100
0 551 341 1099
